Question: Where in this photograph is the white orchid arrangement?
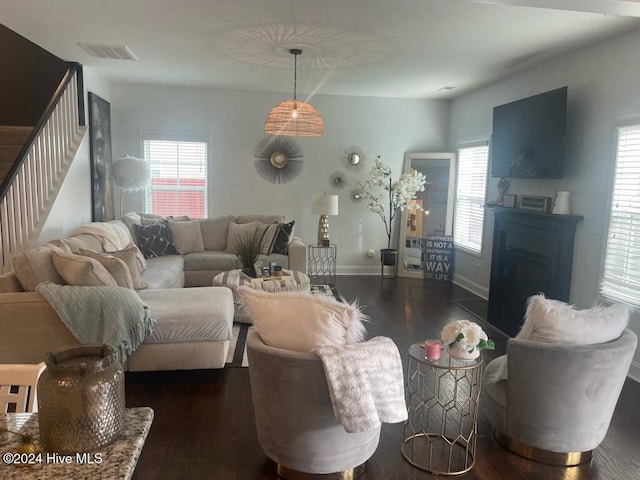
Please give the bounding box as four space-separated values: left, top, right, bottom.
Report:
441 320 495 353
357 155 427 249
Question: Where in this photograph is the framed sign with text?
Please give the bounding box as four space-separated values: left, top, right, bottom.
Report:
423 235 454 282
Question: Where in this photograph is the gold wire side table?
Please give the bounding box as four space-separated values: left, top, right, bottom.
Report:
308 244 337 286
402 343 483 475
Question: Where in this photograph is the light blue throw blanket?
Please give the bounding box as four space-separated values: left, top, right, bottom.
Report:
36 282 156 365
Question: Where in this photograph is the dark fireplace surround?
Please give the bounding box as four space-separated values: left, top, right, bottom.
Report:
487 206 583 337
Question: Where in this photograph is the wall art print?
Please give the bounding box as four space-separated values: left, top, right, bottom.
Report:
88 92 114 222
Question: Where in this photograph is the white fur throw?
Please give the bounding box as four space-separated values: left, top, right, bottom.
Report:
238 287 367 352
491 293 630 382
314 336 408 433
518 293 629 344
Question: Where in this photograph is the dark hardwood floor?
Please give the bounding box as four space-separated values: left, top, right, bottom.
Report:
125 276 640 479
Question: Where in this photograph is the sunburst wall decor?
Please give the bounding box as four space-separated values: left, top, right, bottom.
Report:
253 135 304 184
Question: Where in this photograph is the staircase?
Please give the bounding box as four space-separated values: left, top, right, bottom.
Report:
0 65 85 274
0 126 33 184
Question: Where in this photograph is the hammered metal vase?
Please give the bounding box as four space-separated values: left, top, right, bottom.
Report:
37 344 125 453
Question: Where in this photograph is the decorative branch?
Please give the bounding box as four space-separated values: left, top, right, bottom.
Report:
356 155 426 250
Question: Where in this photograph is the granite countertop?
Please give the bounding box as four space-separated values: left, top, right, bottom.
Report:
0 407 153 480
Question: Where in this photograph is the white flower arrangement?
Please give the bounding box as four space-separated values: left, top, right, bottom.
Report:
356 155 427 249
441 320 495 353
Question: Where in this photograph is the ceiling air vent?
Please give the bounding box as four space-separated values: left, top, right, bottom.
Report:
78 43 138 60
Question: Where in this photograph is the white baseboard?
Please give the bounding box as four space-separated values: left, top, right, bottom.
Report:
452 274 489 299
336 266 380 275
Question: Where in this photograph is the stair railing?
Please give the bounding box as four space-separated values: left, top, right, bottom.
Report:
0 63 85 274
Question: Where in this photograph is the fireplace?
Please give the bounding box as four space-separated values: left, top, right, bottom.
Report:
487 207 583 337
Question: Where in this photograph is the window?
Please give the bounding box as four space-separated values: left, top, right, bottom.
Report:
142 134 208 218
453 143 489 254
600 125 640 307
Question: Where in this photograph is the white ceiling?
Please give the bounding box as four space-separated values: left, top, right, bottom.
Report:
3 0 640 99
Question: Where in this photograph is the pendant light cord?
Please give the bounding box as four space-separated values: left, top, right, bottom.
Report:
290 48 301 101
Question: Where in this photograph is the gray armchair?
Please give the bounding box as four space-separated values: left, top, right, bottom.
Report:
246 330 381 478
483 329 637 465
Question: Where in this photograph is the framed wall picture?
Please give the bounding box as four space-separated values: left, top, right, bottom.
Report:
519 195 552 213
88 93 115 222
253 261 264 278
502 194 517 208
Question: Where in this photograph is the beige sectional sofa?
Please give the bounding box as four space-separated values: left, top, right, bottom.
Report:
0 213 306 371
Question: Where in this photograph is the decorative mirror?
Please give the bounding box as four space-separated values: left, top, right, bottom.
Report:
254 135 303 184
270 151 289 168
398 152 457 279
344 148 365 170
330 171 347 188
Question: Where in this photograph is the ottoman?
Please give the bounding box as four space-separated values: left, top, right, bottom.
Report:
129 287 234 371
213 269 311 323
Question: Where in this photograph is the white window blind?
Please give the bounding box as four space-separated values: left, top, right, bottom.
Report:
142 135 208 218
600 125 640 307
454 143 489 254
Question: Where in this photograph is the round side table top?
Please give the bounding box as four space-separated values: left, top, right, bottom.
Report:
408 342 483 369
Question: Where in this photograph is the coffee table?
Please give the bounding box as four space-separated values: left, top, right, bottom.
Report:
213 269 311 323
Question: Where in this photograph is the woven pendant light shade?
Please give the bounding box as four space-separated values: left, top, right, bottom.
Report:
265 100 323 137
264 49 323 137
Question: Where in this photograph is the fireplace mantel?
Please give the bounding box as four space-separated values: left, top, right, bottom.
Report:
486 206 583 337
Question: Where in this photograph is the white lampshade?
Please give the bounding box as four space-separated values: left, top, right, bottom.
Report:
311 194 339 216
112 155 150 192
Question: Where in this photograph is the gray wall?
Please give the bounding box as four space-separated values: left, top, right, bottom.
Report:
108 82 450 273
449 27 640 380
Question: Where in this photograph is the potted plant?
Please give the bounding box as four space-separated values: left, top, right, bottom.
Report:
357 155 426 270
440 319 495 360
234 230 263 277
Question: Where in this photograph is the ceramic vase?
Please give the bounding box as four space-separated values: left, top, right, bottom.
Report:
446 344 480 360
552 190 571 214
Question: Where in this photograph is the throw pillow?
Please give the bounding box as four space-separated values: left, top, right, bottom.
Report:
268 221 295 255
238 287 368 352
199 215 235 251
168 220 205 254
139 212 165 225
225 221 261 254
101 245 148 290
134 220 179 258
119 212 142 242
51 251 118 287
78 249 134 289
11 241 72 291
259 223 279 255
517 293 630 345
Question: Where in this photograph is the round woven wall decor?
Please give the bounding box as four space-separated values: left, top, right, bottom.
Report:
253 135 304 184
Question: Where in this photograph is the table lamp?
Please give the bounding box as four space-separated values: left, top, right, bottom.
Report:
311 193 338 247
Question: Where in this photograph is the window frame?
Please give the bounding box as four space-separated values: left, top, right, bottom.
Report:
599 123 640 307
139 132 211 218
453 141 490 257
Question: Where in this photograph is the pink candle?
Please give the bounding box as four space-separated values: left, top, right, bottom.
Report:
424 339 442 360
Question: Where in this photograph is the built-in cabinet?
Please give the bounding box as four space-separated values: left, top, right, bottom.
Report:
487 207 583 337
